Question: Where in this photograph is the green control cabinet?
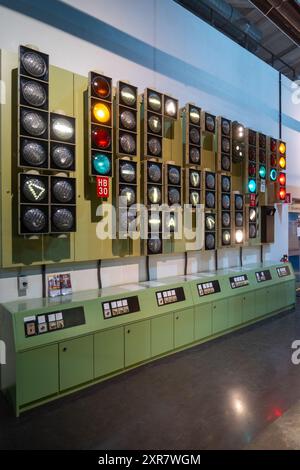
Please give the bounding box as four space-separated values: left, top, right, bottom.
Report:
0 262 295 416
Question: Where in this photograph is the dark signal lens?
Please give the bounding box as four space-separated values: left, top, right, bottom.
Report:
92 76 110 99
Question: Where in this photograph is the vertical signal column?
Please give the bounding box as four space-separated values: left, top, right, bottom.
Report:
201 112 217 251
115 82 138 236
258 133 267 188
217 117 232 248
88 73 113 178
245 128 258 241
233 193 245 245
18 46 50 235
278 141 286 202
183 104 201 207
142 88 164 255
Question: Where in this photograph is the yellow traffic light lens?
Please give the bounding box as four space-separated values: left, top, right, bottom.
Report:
93 102 110 123
279 156 286 169
279 142 286 154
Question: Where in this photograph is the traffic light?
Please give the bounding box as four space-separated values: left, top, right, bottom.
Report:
268 137 277 184
186 168 201 207
165 164 182 207
50 176 76 233
232 121 245 164
89 72 113 176
117 159 137 208
218 174 232 247
184 104 201 166
203 170 216 250
143 88 163 158
217 117 232 172
164 95 178 120
258 133 266 186
116 81 138 158
18 46 49 169
245 129 257 194
277 141 286 202
143 161 163 206
248 206 257 239
233 193 244 245
202 112 216 134
19 173 49 234
50 114 76 171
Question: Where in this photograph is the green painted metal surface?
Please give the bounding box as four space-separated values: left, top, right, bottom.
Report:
194 302 212 341
59 336 94 391
174 308 194 348
151 313 174 357
94 327 124 378
125 320 151 367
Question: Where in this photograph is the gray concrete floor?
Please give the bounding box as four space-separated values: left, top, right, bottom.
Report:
1 300 300 450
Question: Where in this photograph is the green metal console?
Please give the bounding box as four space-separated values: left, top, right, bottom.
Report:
0 262 295 416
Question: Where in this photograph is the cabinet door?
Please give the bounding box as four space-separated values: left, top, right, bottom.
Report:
194 303 212 341
228 296 243 328
59 335 94 391
255 289 267 319
285 281 296 307
174 308 194 348
151 313 173 357
266 285 279 313
94 327 124 378
242 292 256 323
212 299 228 334
125 320 151 367
18 344 58 405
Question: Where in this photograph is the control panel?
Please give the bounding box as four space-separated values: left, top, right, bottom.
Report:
102 296 140 319
197 280 221 297
24 306 85 337
255 270 272 282
276 266 291 277
229 275 249 289
156 287 185 306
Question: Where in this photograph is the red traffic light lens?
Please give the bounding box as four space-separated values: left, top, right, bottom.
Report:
279 172 286 186
271 155 277 167
279 188 286 200
92 127 111 149
92 76 110 99
270 139 277 152
248 164 256 176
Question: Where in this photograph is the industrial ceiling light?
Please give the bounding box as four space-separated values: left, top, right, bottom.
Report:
190 171 200 188
189 107 200 124
270 168 277 182
92 127 111 149
148 92 161 112
52 179 74 203
120 162 136 183
148 186 161 204
92 153 111 175
120 109 136 130
92 75 111 99
168 167 180 185
22 207 47 232
190 191 200 206
248 179 256 193
51 116 74 141
22 177 47 203
148 114 162 134
119 133 136 154
168 188 180 205
21 109 47 136
22 140 47 166
120 186 136 205
92 102 111 124
21 51 47 78
148 163 161 183
189 147 200 164
52 145 74 169
52 207 74 232
21 79 47 108
189 127 200 144
235 229 244 244
148 137 161 156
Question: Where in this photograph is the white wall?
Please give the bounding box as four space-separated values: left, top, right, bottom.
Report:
0 0 297 302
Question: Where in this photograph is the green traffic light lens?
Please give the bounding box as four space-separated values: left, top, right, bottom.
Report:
270 168 277 182
259 165 266 179
248 179 256 193
93 153 111 175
